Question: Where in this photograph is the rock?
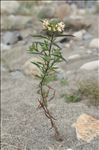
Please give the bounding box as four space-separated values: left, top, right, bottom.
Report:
55 4 72 19
56 37 70 43
2 31 23 45
83 32 93 41
10 70 24 79
89 38 99 48
38 6 55 19
73 30 86 40
1 64 7 72
65 43 71 48
70 4 78 16
1 15 32 30
86 50 92 54
78 9 86 16
68 54 80 60
1 1 20 14
1 43 10 51
23 57 42 77
64 17 91 31
72 113 99 143
80 60 99 70
96 48 99 53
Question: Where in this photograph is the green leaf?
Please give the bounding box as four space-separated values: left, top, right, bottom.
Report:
31 61 42 70
56 34 74 37
29 52 44 55
61 56 68 63
37 61 43 65
31 34 49 40
35 74 42 79
42 56 50 62
53 42 61 49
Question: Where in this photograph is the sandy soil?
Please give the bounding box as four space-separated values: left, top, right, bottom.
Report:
1 14 99 150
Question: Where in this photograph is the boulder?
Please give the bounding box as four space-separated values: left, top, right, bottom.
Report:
83 32 93 41
23 57 42 77
80 60 99 70
89 38 99 49
78 9 86 16
68 54 80 60
1 43 10 51
72 114 99 143
38 6 55 19
55 4 72 19
73 30 86 40
2 31 23 45
1 15 32 30
64 17 91 31
1 1 20 14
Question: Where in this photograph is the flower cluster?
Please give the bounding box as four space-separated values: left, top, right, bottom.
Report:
42 19 65 33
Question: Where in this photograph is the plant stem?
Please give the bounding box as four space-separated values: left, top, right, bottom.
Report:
39 34 62 141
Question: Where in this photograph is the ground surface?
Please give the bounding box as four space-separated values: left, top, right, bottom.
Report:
1 9 99 150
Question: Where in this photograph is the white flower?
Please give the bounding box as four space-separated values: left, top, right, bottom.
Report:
57 26 62 32
48 26 51 31
58 22 65 28
43 19 49 29
42 20 65 32
57 22 65 32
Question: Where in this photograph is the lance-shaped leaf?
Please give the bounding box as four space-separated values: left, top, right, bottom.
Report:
56 34 74 37
42 55 51 62
29 52 44 55
35 74 42 79
31 61 43 71
31 34 49 40
61 56 68 63
53 42 61 49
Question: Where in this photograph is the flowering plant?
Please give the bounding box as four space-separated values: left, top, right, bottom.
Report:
29 19 73 141
43 19 65 32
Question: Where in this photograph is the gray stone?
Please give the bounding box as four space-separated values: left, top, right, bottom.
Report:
38 6 55 19
68 54 81 60
1 1 20 14
64 17 91 31
23 57 42 77
73 30 86 40
1 15 32 30
2 31 23 45
1 43 11 51
80 60 99 70
10 70 24 79
89 38 99 49
83 32 93 41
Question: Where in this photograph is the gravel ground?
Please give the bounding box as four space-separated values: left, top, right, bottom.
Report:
1 14 99 150
1 66 99 150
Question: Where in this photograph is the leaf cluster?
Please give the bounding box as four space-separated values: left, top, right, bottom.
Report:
28 34 66 84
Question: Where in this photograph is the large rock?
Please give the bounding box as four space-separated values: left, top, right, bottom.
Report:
72 114 99 143
73 30 86 40
55 4 72 19
38 6 55 19
23 57 42 77
83 32 93 41
1 43 10 51
1 1 20 14
2 31 23 45
1 15 32 30
89 38 99 49
68 54 81 60
64 17 91 31
80 60 99 70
